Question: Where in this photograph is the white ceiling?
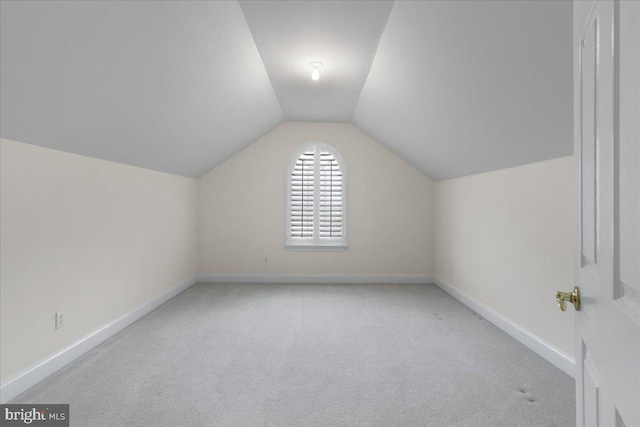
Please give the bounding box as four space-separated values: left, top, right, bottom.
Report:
0 1 283 178
0 1 573 180
353 0 573 181
240 0 393 122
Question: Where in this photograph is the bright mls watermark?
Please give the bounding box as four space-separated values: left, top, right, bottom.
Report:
0 405 68 426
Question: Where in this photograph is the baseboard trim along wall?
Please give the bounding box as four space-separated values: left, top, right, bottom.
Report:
197 274 434 284
432 276 576 378
0 275 198 404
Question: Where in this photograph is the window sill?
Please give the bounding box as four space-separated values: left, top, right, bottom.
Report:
285 244 348 252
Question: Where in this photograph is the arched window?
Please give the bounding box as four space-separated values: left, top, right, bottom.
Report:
286 142 347 250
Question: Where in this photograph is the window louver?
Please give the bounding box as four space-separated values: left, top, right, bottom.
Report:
288 143 346 247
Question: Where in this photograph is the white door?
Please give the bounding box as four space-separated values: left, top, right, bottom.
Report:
573 1 639 426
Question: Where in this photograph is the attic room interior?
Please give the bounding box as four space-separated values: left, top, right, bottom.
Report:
0 0 638 426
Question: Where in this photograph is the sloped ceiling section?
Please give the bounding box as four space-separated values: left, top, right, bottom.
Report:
353 0 573 181
1 1 574 180
0 1 283 178
240 0 393 122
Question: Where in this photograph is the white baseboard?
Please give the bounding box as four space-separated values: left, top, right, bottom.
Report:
432 276 576 378
197 273 434 284
0 275 198 403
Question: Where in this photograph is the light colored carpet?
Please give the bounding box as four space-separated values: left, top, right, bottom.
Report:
12 283 575 426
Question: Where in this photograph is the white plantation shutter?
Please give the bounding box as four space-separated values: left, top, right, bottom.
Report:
287 143 347 247
290 150 315 238
319 151 342 238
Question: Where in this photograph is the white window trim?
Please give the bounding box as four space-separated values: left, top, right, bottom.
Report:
285 141 348 251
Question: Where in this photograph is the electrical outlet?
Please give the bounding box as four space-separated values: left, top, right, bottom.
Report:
55 311 65 329
263 257 268 264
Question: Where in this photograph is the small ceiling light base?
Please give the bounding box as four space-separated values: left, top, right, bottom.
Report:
309 61 323 81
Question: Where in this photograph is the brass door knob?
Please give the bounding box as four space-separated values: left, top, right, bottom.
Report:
556 287 581 311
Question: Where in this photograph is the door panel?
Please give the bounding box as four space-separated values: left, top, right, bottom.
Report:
574 1 639 427
580 14 597 267
581 342 600 427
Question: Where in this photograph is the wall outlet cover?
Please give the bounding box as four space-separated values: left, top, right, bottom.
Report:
55 311 65 329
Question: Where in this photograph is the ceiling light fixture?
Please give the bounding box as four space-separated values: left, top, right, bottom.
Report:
309 62 323 81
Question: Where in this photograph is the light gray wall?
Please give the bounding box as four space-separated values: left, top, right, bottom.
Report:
0 139 198 382
434 156 575 358
197 122 435 277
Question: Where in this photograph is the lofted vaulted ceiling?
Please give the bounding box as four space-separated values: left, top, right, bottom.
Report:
240 0 393 122
0 0 573 180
